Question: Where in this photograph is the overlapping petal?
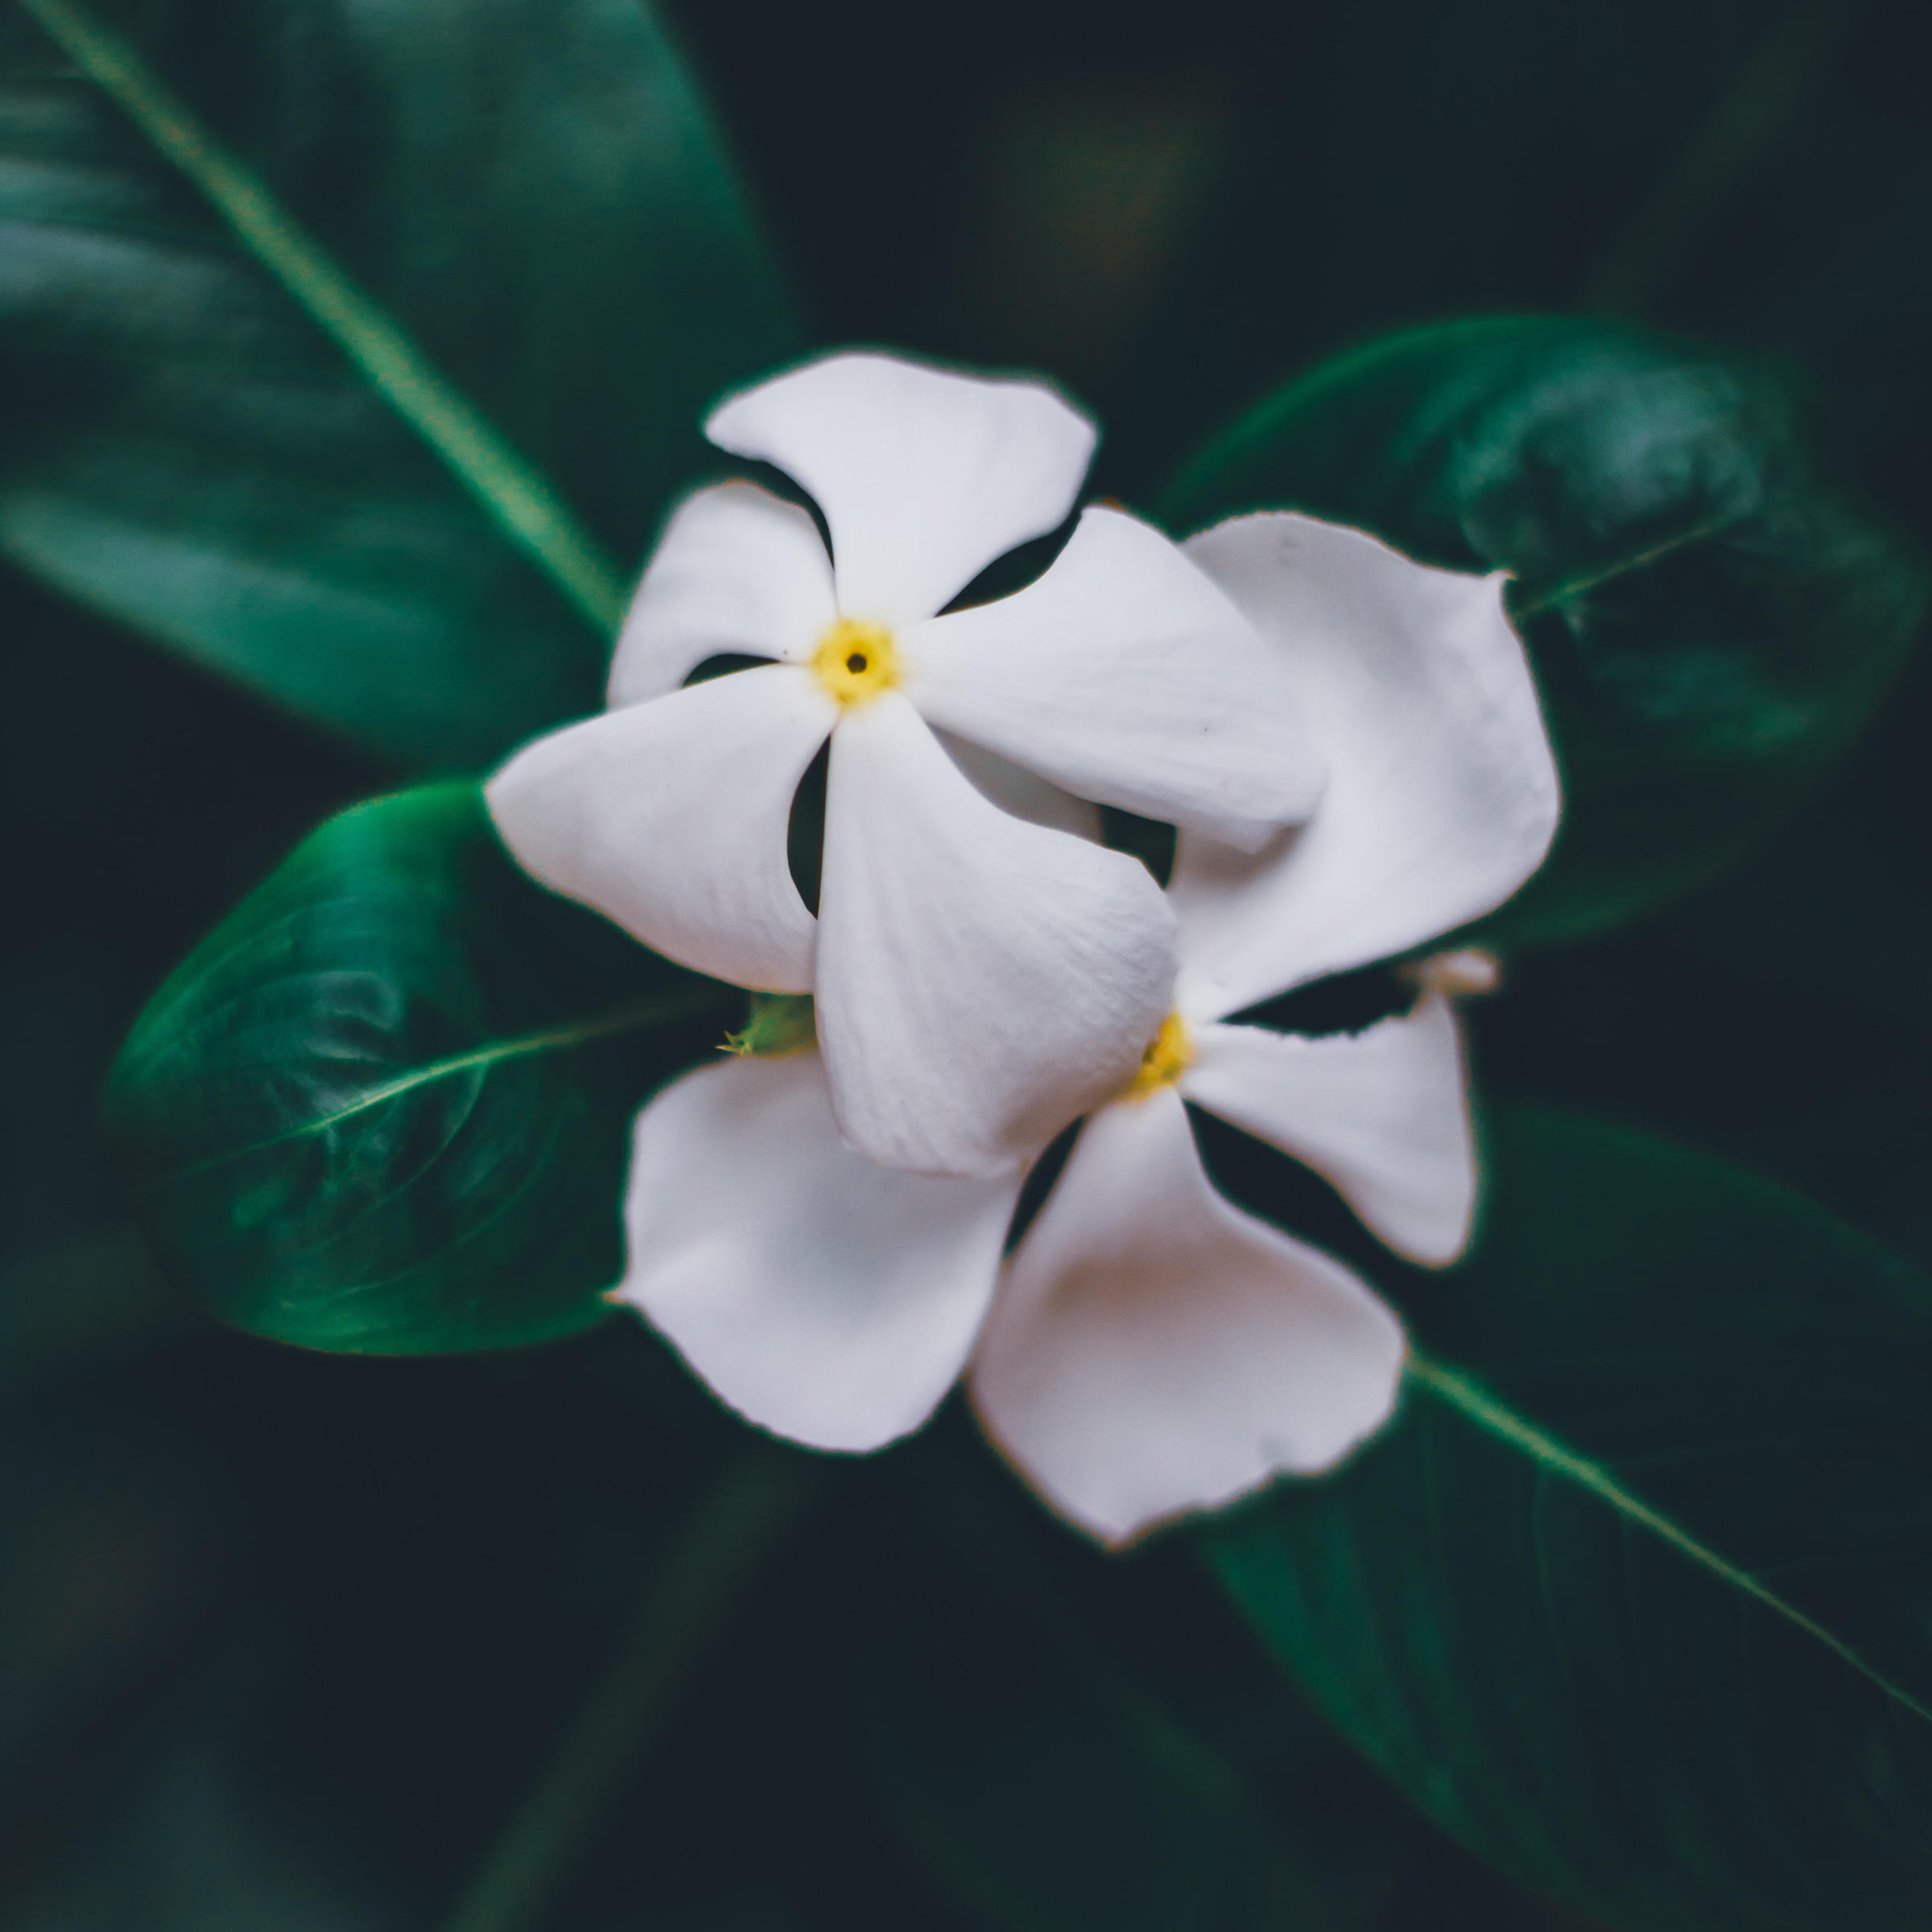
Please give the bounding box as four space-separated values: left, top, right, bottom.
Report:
1182 994 1476 1265
618 1051 1018 1452
970 1087 1406 1545
705 352 1096 630
608 482 836 706
934 730 1103 844
907 507 1325 849
485 665 832 992
1170 514 1560 1020
815 692 1176 1179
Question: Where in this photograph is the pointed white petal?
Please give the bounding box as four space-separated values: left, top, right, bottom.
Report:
485 666 832 992
705 351 1096 629
971 1088 1406 1546
815 693 1176 1179
1171 514 1561 1019
908 507 1323 848
933 729 1102 843
608 482 836 707
1181 995 1476 1265
617 1051 1018 1452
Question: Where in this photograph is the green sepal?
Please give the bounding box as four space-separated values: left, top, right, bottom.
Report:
1158 317 1929 944
1201 1104 1932 1930
105 782 738 1353
722 992 819 1060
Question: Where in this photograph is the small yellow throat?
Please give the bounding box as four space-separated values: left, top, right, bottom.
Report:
812 617 899 708
1122 1012 1193 1103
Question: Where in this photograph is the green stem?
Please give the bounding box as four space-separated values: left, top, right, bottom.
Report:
16 0 629 634
443 1448 828 1932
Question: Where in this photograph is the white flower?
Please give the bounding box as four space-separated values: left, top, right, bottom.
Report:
609 510 1561 1543
615 1044 1021 1453
968 976 1462 1548
486 352 1323 1179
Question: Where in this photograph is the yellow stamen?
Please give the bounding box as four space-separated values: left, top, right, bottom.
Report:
811 617 899 708
1121 1011 1193 1103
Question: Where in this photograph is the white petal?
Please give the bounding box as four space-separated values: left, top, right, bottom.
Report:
971 1088 1406 1546
1171 514 1561 1019
617 1051 1018 1452
1181 995 1476 1265
815 692 1176 1179
933 729 1102 843
607 482 836 707
907 507 1323 848
485 666 832 992
705 351 1096 629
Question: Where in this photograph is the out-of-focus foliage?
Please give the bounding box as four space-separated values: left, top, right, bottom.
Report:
1159 318 1928 944
0 0 796 766
857 1464 1383 1932
1208 1103 1932 1932
105 785 734 1353
0 1229 955 1930
10 1 1932 1929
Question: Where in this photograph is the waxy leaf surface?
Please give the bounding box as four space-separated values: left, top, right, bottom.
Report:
1203 1104 1932 1931
0 0 796 766
106 784 735 1352
1159 317 1928 942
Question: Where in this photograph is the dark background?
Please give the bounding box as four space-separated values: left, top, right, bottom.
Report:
4 0 1929 1925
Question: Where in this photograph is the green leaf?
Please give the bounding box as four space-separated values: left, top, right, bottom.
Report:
104 783 737 1352
19 1731 401 1932
1158 317 1929 943
0 0 797 766
1202 1104 1932 1931
857 1439 1390 1932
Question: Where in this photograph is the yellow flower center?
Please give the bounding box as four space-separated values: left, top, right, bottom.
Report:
811 617 899 708
1121 1011 1193 1103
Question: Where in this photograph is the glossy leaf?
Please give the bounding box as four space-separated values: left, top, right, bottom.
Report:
0 0 797 766
1158 317 1929 943
1202 1104 1932 1931
105 783 737 1352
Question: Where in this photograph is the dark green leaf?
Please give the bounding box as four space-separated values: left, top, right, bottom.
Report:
857 1435 1390 1932
0 0 797 766
0 1227 742 1918
105 782 737 1352
1203 1104 1932 1931
1158 317 1929 943
14 1728 400 1932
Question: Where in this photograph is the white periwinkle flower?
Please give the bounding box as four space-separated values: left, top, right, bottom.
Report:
606 510 1562 1545
487 352 1323 1179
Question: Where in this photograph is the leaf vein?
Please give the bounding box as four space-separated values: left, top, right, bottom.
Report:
1410 1353 1932 1727
155 987 722 1187
14 0 627 632
1509 513 1744 617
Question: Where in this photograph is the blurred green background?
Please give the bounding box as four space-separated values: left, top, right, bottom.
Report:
4 0 1930 1924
